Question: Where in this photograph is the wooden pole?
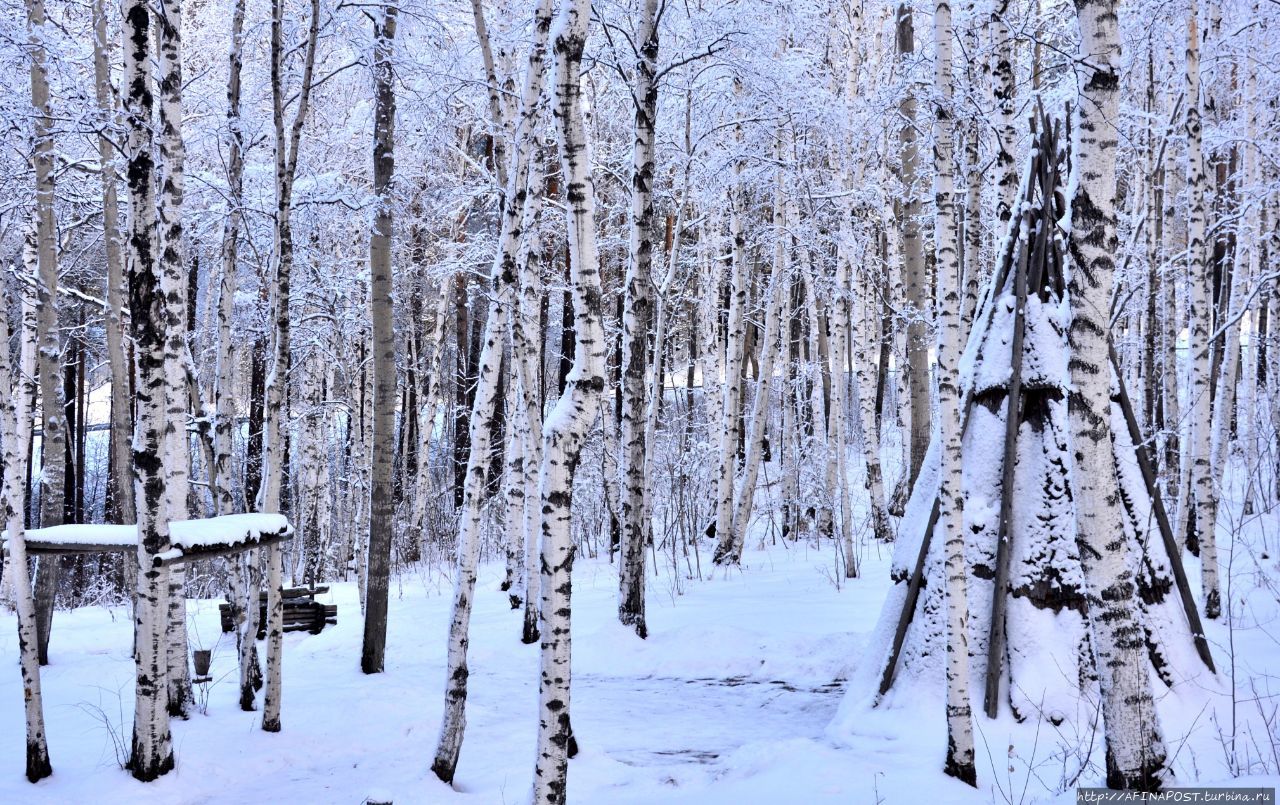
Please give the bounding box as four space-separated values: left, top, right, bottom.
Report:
983 173 1037 720
1108 343 1216 672
983 209 1034 716
878 498 939 695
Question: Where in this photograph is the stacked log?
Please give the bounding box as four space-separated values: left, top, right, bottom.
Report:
220 587 336 637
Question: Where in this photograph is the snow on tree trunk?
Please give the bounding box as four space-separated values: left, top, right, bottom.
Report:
213 0 248 520
853 213 892 543
502 383 527 606
408 279 453 556
1066 0 1168 788
1235 38 1261 514
0 278 52 782
617 0 659 640
698 218 725 449
299 351 333 585
960 0 983 330
123 0 175 778
640 127 693 569
215 0 258 687
363 1 398 676
432 0 553 782
931 0 975 784
531 1 603 800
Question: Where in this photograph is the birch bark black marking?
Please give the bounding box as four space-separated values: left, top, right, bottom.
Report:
932 0 976 782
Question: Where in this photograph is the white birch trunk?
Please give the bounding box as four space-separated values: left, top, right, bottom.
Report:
211 0 258 710
1183 12 1219 618
531 3 603 800
156 0 194 720
711 187 748 564
123 0 175 777
722 165 788 565
990 0 1017 231
502 374 527 605
409 278 453 555
932 0 975 783
93 0 136 525
514 188 547 645
897 5 931 491
617 0 659 638
0 277 52 781
258 0 320 734
1067 0 1168 787
27 0 66 668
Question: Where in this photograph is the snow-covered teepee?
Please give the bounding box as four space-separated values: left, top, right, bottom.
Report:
838 110 1214 733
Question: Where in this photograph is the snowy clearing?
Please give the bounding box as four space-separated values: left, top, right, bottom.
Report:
3 526 1280 804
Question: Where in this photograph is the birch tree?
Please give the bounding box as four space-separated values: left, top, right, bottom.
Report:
259 0 321 734
514 164 549 645
363 0 399 675
932 0 975 784
720 158 789 566
431 0 553 782
711 161 748 565
93 0 135 525
123 0 175 778
1182 10 1219 619
26 0 67 668
210 0 259 711
898 3 931 492
0 274 52 783
156 0 194 720
531 0 604 800
617 0 659 639
1067 0 1168 788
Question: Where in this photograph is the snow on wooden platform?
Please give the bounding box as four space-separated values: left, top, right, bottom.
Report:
7 513 292 565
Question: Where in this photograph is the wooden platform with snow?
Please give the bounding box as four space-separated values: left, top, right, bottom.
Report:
6 513 292 566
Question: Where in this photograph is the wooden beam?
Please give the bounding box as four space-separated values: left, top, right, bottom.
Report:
153 530 292 567
22 542 132 555
15 529 292 564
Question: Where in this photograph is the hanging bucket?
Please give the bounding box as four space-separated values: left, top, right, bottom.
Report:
193 649 212 678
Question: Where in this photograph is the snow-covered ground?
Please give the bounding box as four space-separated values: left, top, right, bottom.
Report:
2 514 1279 803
